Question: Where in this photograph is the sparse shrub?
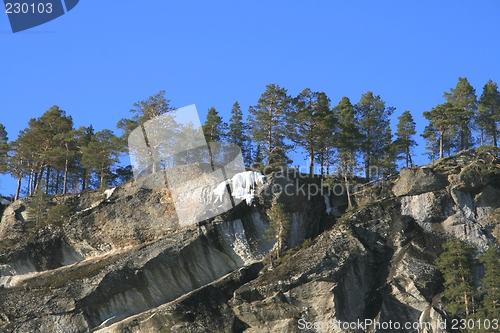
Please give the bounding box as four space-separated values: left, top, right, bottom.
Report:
264 195 292 259
26 186 51 230
46 204 73 226
301 238 313 250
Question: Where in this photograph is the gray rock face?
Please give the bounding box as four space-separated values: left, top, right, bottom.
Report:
1 150 499 333
0 170 324 332
392 168 445 197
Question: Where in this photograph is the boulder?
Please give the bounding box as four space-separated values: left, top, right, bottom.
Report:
392 168 445 197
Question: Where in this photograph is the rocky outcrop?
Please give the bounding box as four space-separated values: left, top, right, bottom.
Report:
1 150 499 332
0 167 326 332
392 168 445 197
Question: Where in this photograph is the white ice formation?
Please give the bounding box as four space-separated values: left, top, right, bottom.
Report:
213 171 266 206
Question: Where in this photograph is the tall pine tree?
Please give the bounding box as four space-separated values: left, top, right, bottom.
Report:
288 89 333 176
249 84 292 166
332 97 361 207
422 103 456 159
394 110 417 168
0 124 8 175
356 91 394 182
202 106 227 167
478 245 500 321
81 130 121 189
444 77 477 151
117 91 174 174
478 79 500 153
435 238 477 319
227 102 251 167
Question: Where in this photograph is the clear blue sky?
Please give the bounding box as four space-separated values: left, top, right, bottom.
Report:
1 1 500 195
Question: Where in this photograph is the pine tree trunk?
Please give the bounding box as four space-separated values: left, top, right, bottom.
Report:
34 168 41 194
365 154 370 182
63 158 69 195
55 171 60 195
344 170 352 208
45 167 50 195
28 171 33 196
439 130 444 159
81 169 87 192
15 177 21 200
309 149 314 177
494 129 498 157
406 145 410 168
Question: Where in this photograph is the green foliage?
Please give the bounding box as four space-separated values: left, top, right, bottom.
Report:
227 101 252 167
287 88 334 176
444 77 477 151
435 238 477 318
478 80 500 152
333 96 362 206
27 185 51 229
46 204 73 226
16 105 74 195
202 106 228 167
422 102 456 159
301 238 313 250
202 106 227 143
264 196 292 259
478 246 500 322
81 130 121 189
355 91 395 182
394 110 417 168
117 90 173 138
0 123 8 175
249 84 292 166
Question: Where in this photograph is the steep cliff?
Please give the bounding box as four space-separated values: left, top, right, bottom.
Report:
1 150 499 332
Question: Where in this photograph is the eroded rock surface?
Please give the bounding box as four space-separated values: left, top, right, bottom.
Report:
1 150 499 332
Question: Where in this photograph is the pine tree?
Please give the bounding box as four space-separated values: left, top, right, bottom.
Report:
288 89 333 176
81 130 121 189
202 106 227 167
202 106 227 143
380 125 398 176
435 238 477 319
73 125 95 191
7 141 26 200
314 92 336 175
394 110 417 168
332 97 361 207
252 144 264 169
117 91 174 174
27 181 51 228
422 103 455 159
264 195 292 259
355 91 395 182
16 106 73 195
477 80 500 154
249 84 292 166
117 90 174 137
421 125 440 162
444 77 478 151
478 245 500 320
227 102 251 167
0 124 9 175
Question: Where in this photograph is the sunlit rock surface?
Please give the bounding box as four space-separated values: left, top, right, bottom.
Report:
1 150 499 332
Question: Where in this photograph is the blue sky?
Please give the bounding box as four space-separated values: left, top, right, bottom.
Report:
1 1 500 195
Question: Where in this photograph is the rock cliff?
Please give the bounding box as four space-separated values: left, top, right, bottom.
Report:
0 150 499 332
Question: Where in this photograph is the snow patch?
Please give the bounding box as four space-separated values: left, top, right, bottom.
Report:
0 198 10 206
104 187 116 200
213 171 265 207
